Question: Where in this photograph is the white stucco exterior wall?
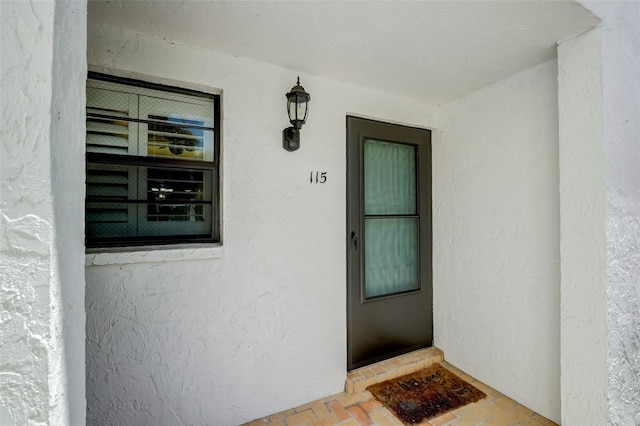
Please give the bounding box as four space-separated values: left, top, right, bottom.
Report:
50 1 88 424
1 3 56 424
557 27 608 426
0 1 87 425
432 60 561 422
85 24 435 425
599 5 640 423
572 2 640 425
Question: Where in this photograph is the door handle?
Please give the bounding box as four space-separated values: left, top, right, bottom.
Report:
351 231 357 249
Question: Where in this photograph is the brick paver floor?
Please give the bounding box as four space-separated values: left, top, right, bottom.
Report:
243 361 558 426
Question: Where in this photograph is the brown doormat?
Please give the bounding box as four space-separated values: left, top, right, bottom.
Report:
367 364 486 425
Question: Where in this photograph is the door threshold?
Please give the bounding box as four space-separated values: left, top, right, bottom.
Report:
345 346 444 394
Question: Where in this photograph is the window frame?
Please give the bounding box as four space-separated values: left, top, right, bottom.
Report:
85 72 221 249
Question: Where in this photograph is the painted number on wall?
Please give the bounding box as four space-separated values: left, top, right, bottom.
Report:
310 171 327 184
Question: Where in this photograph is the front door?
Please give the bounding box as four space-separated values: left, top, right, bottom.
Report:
347 116 432 370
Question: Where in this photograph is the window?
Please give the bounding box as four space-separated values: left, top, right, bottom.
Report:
85 73 220 248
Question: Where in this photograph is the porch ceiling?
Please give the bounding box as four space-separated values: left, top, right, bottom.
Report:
88 0 598 106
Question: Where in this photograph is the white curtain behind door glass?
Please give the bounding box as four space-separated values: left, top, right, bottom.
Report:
363 140 419 298
364 140 416 215
364 218 419 297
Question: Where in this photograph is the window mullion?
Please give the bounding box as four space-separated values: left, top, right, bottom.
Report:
136 166 147 237
137 95 148 157
128 94 140 155
127 165 139 238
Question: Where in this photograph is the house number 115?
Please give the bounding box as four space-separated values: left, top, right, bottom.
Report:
310 171 327 184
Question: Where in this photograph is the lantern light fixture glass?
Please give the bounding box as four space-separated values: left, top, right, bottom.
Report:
283 77 310 151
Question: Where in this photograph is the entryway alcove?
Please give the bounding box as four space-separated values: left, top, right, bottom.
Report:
83 2 606 425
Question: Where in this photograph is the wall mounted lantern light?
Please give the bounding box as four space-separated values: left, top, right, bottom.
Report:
283 77 311 152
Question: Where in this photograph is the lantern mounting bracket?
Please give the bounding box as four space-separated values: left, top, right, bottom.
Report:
283 127 301 152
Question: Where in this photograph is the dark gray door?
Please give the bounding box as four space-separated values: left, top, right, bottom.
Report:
347 116 432 370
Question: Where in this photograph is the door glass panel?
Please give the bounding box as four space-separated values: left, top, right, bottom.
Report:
364 139 416 215
363 138 420 298
364 218 419 298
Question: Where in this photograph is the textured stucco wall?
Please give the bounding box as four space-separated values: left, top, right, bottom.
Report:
0 1 86 425
600 4 640 423
85 24 434 425
557 27 608 426
1 1 57 424
577 2 640 425
432 60 561 422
